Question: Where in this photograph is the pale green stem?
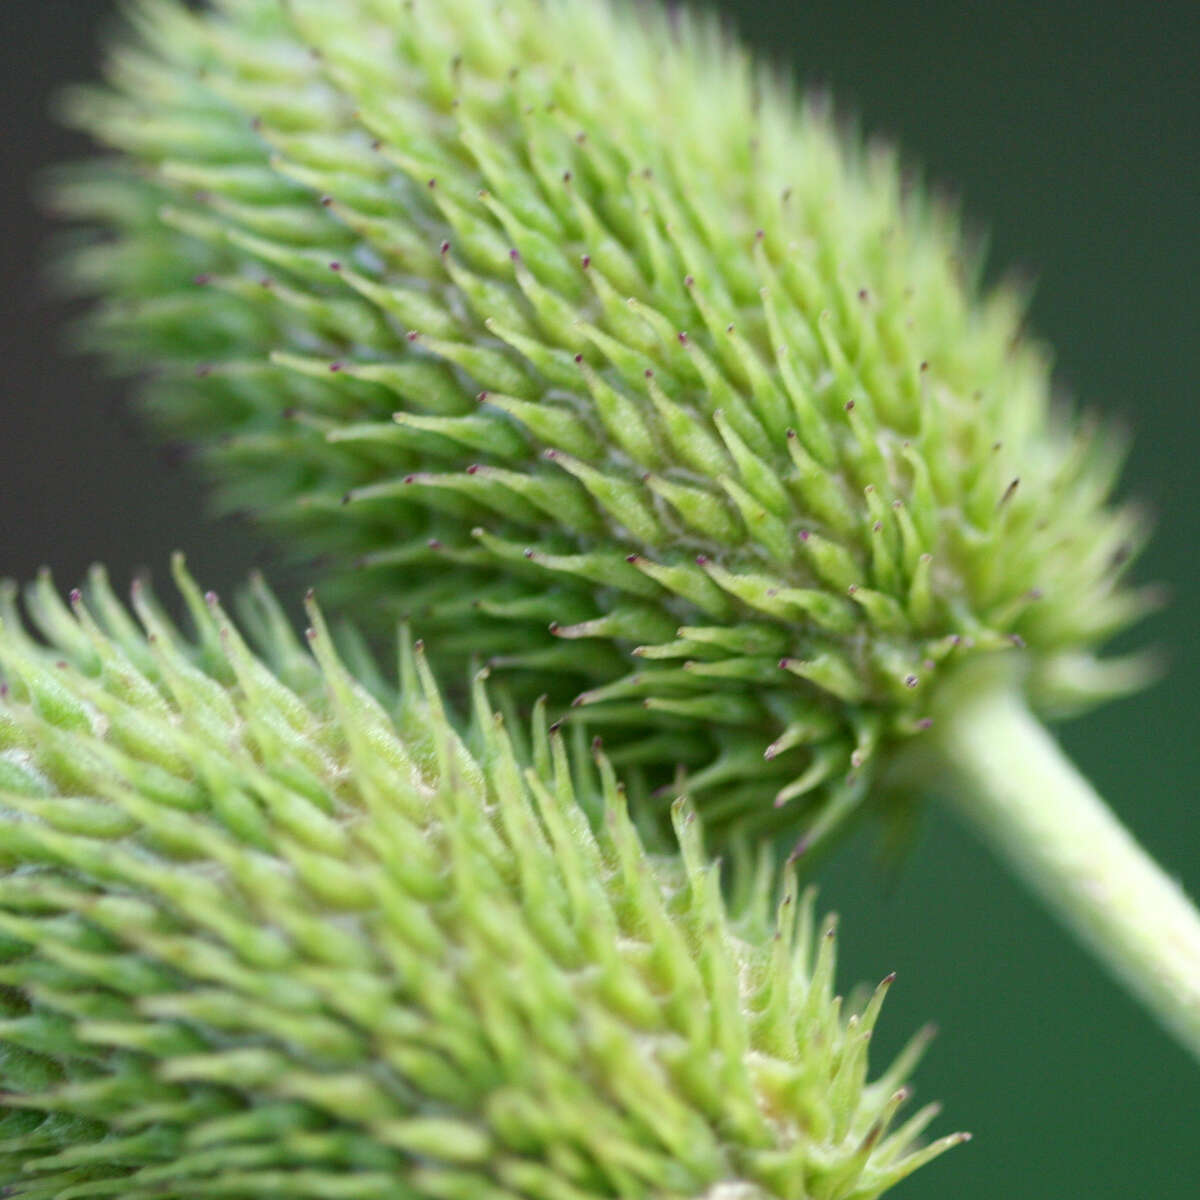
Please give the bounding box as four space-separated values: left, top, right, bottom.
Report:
898 663 1200 1060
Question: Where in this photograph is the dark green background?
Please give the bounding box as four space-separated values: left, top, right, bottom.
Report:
2 2 1197 1195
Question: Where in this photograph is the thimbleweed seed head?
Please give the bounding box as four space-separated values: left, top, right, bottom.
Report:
0 557 965 1198
54 0 1157 844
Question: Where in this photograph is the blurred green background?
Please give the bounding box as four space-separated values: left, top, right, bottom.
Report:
2 2 1196 1195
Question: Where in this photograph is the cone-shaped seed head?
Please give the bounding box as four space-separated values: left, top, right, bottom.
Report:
54 0 1156 838
0 558 964 1197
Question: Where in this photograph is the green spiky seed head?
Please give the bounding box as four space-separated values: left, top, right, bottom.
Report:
0 558 964 1198
55 0 1155 843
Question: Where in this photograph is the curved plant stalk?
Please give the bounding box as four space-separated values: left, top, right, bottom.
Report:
889 660 1200 1059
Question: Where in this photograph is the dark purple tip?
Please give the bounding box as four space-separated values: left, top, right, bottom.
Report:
787 836 809 860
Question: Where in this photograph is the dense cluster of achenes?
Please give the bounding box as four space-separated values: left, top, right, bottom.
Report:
0 559 964 1197
54 0 1149 840
0 0 1162 1195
